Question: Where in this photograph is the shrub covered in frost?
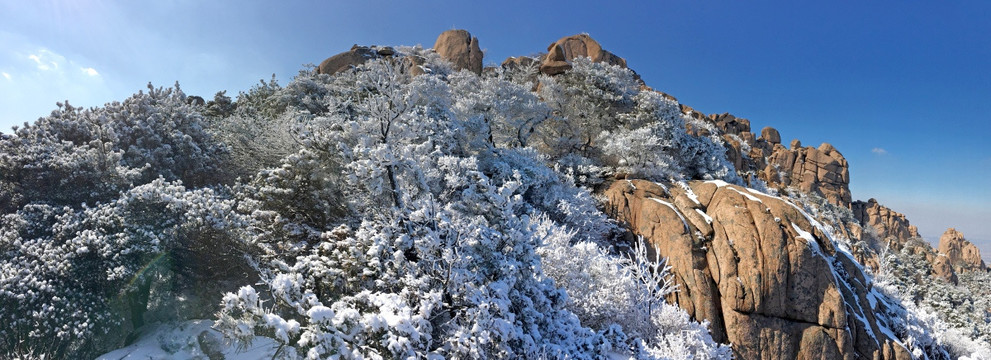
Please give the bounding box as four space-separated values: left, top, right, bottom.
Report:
536 58 736 184
0 179 251 357
2 46 742 359
214 56 731 359
0 84 230 213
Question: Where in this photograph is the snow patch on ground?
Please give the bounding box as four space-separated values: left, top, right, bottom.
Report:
97 320 286 360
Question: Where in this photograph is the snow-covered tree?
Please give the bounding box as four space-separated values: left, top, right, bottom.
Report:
0 179 251 358
214 56 729 359
449 70 550 149
536 57 639 161
539 230 731 358
534 58 736 184
2 44 743 359
0 84 230 213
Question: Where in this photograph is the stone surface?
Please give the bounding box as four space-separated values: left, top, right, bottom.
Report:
938 228 987 273
852 198 921 248
433 29 483 74
709 113 751 135
763 142 852 208
760 126 781 144
540 43 573 75
694 111 853 208
376 46 395 56
933 255 959 284
317 45 381 75
316 45 427 76
501 55 539 70
197 330 224 360
539 34 627 75
605 179 911 360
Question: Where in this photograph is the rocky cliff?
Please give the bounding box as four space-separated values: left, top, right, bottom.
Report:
938 228 987 273
682 110 854 209
307 30 972 359
851 199 920 247
605 179 913 360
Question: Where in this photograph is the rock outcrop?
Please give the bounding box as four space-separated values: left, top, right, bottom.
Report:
605 179 912 360
500 55 539 71
851 199 920 248
938 228 987 273
317 45 390 75
764 142 852 208
759 126 781 144
539 34 627 75
433 29 483 74
693 112 853 208
933 255 958 284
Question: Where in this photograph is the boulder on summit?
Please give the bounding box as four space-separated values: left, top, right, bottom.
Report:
539 34 627 75
433 29 483 74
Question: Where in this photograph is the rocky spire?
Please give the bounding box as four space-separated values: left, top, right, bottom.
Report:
938 228 987 273
433 29 483 74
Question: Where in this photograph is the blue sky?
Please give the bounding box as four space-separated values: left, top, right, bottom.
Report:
2 1 989 258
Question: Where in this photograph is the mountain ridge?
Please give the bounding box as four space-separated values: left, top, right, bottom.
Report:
2 28 988 359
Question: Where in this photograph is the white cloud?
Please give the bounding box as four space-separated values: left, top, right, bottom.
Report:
872 147 887 155
0 38 113 131
27 54 49 70
26 50 64 71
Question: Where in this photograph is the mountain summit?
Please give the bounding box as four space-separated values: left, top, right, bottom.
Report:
2 30 988 360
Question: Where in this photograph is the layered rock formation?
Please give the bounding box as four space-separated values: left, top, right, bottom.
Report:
433 29 483 74
851 199 920 248
605 179 912 360
764 142 851 208
690 112 853 208
539 34 627 75
938 228 987 273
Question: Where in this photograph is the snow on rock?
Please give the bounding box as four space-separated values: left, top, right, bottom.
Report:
695 208 713 224
676 181 701 205
605 179 917 359
704 179 731 188
791 222 820 255
650 197 689 232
